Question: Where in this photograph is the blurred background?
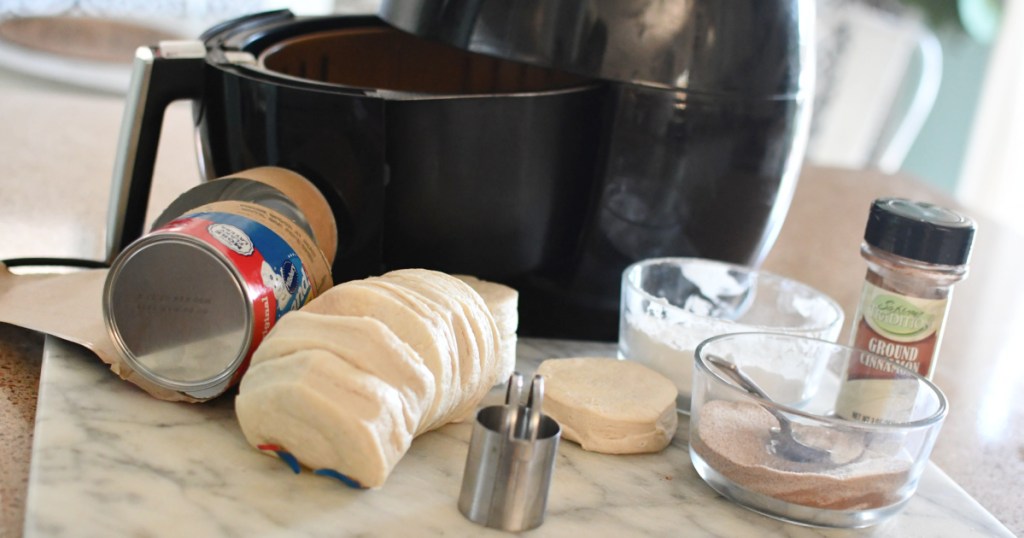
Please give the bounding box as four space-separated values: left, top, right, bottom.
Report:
0 0 1018 234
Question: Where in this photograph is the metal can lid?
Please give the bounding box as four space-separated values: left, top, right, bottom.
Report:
103 235 252 397
864 198 976 266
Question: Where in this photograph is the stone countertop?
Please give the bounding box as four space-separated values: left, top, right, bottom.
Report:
2 84 1023 536
19 336 1014 536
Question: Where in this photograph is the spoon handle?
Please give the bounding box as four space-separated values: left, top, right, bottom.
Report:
704 354 771 400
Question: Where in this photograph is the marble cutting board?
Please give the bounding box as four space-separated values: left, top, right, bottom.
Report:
24 337 1012 537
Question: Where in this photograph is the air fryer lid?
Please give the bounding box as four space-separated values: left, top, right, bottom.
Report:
378 0 813 96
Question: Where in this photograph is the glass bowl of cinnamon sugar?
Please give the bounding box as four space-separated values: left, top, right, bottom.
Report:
690 332 948 528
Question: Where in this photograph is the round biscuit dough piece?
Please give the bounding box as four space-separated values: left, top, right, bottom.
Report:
536 357 678 454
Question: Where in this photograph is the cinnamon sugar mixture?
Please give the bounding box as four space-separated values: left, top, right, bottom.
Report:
692 400 912 510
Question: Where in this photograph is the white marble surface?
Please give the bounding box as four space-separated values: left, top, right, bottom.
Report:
24 337 1012 537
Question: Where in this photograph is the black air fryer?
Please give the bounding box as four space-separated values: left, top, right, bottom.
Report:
105 0 814 340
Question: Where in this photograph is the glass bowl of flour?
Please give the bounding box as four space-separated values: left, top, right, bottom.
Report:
689 332 948 528
618 257 843 413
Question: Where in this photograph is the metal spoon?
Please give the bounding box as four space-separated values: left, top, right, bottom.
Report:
705 354 832 464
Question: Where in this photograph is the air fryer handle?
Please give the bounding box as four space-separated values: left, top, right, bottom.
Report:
105 41 207 263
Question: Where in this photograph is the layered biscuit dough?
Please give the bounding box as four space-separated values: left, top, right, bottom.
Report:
235 270 516 488
300 279 461 430
236 350 410 488
249 312 435 435
454 274 518 384
377 270 500 429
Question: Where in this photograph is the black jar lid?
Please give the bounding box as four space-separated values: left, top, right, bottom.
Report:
865 198 976 266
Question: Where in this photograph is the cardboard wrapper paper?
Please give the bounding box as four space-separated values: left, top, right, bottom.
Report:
0 263 202 402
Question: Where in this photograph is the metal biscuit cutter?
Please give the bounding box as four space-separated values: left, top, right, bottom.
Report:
458 372 561 532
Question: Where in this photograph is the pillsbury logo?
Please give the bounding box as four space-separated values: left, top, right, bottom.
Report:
208 223 254 256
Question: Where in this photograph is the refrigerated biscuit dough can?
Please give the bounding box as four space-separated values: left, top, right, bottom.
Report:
103 167 335 401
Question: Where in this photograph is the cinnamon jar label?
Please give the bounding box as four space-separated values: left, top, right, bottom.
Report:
836 282 948 423
850 282 946 379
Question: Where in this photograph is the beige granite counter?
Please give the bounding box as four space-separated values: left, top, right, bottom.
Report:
1 84 1022 536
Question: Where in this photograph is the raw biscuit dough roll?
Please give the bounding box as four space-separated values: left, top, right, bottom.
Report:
236 349 411 488
382 269 499 423
301 279 460 431
237 269 515 488
250 311 436 436
454 274 518 383
365 276 483 430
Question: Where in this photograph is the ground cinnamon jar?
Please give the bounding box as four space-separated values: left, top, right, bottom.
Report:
835 198 975 423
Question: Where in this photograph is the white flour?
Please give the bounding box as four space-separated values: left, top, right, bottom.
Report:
619 312 702 412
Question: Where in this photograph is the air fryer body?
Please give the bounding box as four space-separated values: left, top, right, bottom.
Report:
182 2 811 340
